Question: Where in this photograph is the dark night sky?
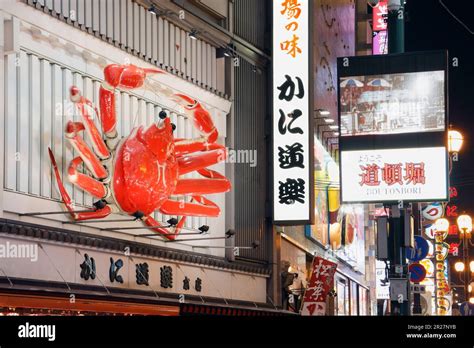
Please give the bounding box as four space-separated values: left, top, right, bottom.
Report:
405 0 474 214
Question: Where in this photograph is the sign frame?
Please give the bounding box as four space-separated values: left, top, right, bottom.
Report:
337 50 449 205
272 0 315 225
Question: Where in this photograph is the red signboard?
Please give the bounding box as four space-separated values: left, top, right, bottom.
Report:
301 256 337 316
373 1 388 31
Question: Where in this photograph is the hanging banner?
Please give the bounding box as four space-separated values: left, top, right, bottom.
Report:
273 0 314 224
373 0 388 31
301 256 337 316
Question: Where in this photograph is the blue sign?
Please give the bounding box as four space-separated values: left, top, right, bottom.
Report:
407 236 429 262
459 302 474 316
409 263 427 283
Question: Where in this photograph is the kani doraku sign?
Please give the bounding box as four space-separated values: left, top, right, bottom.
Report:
273 0 314 224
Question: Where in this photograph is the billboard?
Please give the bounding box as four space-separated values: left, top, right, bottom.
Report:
340 71 445 137
337 51 449 204
273 0 314 224
340 147 448 203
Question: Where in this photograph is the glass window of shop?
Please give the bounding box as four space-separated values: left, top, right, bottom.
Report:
350 281 358 315
336 276 350 315
359 288 368 315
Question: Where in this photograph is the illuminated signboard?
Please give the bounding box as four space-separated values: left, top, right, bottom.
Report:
373 30 388 55
340 70 445 137
340 147 448 203
337 51 449 204
373 0 388 31
273 0 314 224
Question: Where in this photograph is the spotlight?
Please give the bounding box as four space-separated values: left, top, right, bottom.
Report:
224 47 232 57
148 5 158 15
225 229 235 238
167 218 178 226
189 29 198 40
198 225 209 233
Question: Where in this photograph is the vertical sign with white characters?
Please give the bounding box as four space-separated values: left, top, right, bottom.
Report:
273 0 313 224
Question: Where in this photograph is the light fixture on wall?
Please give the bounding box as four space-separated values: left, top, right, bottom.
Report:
148 5 158 14
189 29 198 40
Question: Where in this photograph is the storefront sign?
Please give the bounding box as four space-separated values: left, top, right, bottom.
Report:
376 260 390 299
273 0 313 224
373 0 388 31
373 30 388 55
301 256 337 316
340 147 448 203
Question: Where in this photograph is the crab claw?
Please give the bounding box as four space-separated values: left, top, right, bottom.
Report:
174 93 218 144
103 64 164 89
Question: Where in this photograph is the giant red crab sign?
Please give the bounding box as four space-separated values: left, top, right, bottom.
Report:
48 64 231 240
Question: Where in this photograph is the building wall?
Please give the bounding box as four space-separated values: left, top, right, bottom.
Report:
231 0 271 263
0 0 231 256
313 0 356 120
0 0 275 307
22 0 224 96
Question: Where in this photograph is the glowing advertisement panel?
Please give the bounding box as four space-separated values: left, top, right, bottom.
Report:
340 147 448 203
340 70 445 137
273 0 314 224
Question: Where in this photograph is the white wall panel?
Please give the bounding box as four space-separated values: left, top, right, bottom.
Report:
133 2 139 53
30 55 41 196
18 51 30 193
40 59 52 198
84 0 92 29
4 54 18 191
139 5 146 56
163 19 169 68
169 24 175 71
77 0 84 26
106 0 114 40
157 17 164 64
146 12 152 61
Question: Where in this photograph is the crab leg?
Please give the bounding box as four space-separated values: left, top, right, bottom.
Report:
65 121 108 179
68 157 108 199
173 94 219 148
177 148 227 175
99 64 163 142
175 140 225 157
48 148 112 220
160 196 221 217
143 215 186 241
70 86 110 159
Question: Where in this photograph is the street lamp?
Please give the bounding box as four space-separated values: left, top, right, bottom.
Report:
448 130 464 153
455 261 465 273
457 214 472 235
455 214 473 303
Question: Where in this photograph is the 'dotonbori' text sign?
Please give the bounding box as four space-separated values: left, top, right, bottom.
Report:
301 256 337 316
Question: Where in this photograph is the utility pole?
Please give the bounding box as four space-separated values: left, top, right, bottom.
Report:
386 0 409 315
387 0 405 54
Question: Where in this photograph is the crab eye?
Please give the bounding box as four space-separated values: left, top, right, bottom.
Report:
171 123 176 132
159 110 167 119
